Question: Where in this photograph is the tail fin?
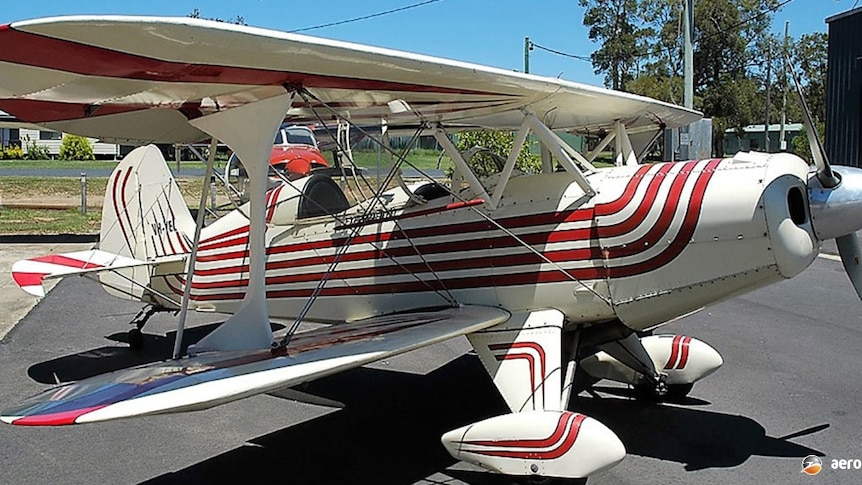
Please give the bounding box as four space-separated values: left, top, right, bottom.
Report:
99 145 194 303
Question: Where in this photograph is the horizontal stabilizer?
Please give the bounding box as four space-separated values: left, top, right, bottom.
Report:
2 305 509 426
11 250 154 297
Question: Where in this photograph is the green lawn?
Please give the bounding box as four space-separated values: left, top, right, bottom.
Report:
330 148 453 171
0 159 215 171
0 207 101 234
1 149 453 172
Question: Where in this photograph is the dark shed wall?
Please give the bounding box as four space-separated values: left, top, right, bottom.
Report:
827 8 862 167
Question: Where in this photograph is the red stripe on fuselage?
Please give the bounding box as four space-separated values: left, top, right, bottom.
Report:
182 159 720 300
195 163 656 257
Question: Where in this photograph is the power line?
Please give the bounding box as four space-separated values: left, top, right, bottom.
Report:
699 0 794 42
290 0 442 33
530 41 592 62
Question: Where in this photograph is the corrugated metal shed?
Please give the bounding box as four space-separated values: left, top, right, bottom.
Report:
826 7 862 167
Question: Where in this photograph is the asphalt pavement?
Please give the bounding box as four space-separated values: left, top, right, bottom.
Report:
0 242 93 339
0 253 860 484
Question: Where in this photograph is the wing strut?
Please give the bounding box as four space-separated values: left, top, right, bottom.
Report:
172 137 218 359
291 89 611 306
187 92 297 353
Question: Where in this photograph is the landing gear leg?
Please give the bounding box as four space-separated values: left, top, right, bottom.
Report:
597 333 667 397
128 305 160 350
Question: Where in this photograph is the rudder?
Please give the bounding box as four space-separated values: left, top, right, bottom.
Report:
99 145 194 302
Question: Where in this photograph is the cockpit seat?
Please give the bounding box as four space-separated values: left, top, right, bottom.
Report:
297 174 351 219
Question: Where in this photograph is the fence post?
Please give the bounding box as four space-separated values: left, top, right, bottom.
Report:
80 172 87 215
210 175 217 213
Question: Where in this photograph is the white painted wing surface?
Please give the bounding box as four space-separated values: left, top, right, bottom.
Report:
0 16 700 145
1 305 510 426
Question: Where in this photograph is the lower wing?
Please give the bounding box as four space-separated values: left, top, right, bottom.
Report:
2 305 510 426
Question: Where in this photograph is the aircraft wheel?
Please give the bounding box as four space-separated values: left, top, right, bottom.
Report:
128 328 144 350
634 382 694 402
664 383 694 400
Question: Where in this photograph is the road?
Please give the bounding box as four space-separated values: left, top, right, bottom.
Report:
0 256 860 484
0 167 446 180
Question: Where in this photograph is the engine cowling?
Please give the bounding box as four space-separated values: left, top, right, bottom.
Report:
441 411 625 479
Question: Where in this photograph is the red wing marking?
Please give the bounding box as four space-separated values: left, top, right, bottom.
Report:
11 405 108 427
460 412 586 460
0 99 151 124
0 25 501 113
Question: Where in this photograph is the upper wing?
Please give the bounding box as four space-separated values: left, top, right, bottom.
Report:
1 305 509 426
0 16 699 145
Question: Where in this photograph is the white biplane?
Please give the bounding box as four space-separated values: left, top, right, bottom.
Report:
2 16 860 481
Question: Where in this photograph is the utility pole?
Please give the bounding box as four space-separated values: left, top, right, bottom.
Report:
524 36 532 74
683 0 694 109
764 41 772 152
779 21 790 151
679 0 694 160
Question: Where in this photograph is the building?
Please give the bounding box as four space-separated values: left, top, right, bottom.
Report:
2 109 123 158
0 109 22 149
17 128 122 159
826 7 862 167
723 123 803 156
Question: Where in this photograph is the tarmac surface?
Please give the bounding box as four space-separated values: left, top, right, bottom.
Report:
0 246 860 484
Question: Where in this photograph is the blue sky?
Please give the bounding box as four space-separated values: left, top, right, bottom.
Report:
0 0 852 86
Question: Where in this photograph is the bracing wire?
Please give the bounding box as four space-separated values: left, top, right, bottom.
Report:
275 93 460 349
296 89 612 306
289 0 442 33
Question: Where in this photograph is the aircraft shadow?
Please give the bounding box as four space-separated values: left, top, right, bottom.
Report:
136 355 826 484
141 354 508 485
27 323 222 384
27 320 294 384
570 395 826 471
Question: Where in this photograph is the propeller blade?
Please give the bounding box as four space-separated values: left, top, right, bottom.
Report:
836 233 862 299
786 54 838 188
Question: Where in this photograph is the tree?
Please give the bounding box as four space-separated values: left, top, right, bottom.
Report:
188 8 246 25
579 0 650 90
792 32 827 125
59 135 95 161
454 131 541 178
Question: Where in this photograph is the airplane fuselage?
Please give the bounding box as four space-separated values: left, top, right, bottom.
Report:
143 151 818 331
